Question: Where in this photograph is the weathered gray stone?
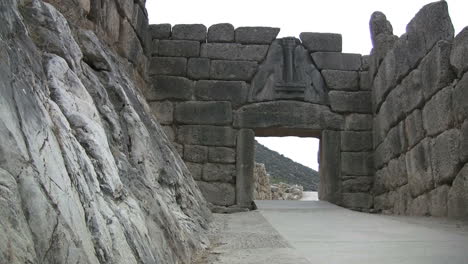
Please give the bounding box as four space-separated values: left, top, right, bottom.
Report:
461 121 468 163
158 40 200 57
406 139 434 197
173 142 184 156
149 57 187 76
187 58 210 80
299 32 342 52
420 40 454 100
235 27 280 44
341 193 373 209
319 130 341 204
208 23 235 43
344 114 372 131
234 101 344 131
370 11 394 48
161 126 175 141
311 52 361 71
408 193 430 216
329 91 372 113
195 80 249 108
210 60 258 81
177 126 237 147
197 181 236 206
401 69 424 114
250 38 329 104
322 70 359 90
422 86 454 136
174 101 232 125
208 147 236 164
453 73 468 122
342 176 373 193
394 185 411 215
149 101 173 124
359 71 371 90
374 122 407 169
172 24 207 41
236 129 255 208
186 162 203 180
429 185 450 217
404 110 424 148
147 76 193 101
447 165 468 219
450 27 468 77
202 163 236 183
387 155 409 189
430 129 460 185
341 152 373 176
183 145 208 163
131 4 148 43
341 131 373 152
201 43 269 61
118 19 145 66
151 39 160 56
148 23 171 39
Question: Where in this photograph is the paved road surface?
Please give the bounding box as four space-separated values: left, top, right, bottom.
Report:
257 200 468 264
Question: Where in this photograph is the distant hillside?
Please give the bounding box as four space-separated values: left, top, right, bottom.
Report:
254 141 319 191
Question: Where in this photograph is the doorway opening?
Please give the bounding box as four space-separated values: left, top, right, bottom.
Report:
254 136 320 201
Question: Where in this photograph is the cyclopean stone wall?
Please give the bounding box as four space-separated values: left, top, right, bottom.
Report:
145 23 374 210
370 1 468 218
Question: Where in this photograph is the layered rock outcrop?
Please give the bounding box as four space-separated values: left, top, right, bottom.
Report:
0 0 211 263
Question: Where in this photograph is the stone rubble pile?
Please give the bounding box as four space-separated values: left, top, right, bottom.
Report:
253 163 304 200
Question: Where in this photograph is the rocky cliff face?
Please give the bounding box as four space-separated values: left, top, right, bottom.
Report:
0 0 211 263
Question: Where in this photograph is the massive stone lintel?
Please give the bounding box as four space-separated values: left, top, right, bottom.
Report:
249 38 329 104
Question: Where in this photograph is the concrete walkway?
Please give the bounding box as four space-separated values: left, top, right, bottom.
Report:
256 200 468 264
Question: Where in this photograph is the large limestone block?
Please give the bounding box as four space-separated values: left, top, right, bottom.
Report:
186 162 203 180
149 57 187 76
429 185 449 217
187 58 210 80
311 52 361 71
236 129 255 207
344 114 372 131
321 70 359 90
208 147 236 164
177 125 237 147
201 43 269 61
387 155 408 190
196 181 236 206
172 24 207 41
401 70 424 114
341 193 373 209
461 121 468 163
158 40 200 57
404 109 425 149
342 176 373 193
329 91 371 114
450 27 468 77
194 80 249 108
319 130 341 204
208 23 235 43
408 193 430 216
374 123 406 169
447 165 468 219
235 27 280 44
420 40 454 100
210 60 258 81
406 139 434 197
341 131 373 152
149 101 173 124
233 101 344 131
341 152 373 176
202 163 236 183
148 23 171 39
174 101 232 125
183 145 208 163
147 76 194 101
430 129 460 185
299 32 342 52
453 73 468 122
422 86 454 136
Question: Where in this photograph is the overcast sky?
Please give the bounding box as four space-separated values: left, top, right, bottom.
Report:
146 0 467 170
